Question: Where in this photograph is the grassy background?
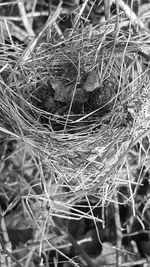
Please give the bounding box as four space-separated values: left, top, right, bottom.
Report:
0 1 150 266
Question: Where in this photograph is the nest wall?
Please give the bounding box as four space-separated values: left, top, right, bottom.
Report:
1 21 150 212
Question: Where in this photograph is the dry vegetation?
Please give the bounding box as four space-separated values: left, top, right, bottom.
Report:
1 0 150 267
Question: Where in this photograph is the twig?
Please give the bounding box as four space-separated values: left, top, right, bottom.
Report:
118 0 146 30
114 192 123 267
120 257 150 267
20 1 62 62
0 208 22 267
99 0 120 87
73 0 90 29
67 231 95 267
0 217 12 267
0 239 22 267
0 19 30 42
30 0 38 27
17 0 35 37
104 0 111 20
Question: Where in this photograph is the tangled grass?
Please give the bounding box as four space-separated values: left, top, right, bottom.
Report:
0 15 150 222
1 3 150 265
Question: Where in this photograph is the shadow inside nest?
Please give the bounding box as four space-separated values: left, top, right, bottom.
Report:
30 78 122 134
31 90 131 135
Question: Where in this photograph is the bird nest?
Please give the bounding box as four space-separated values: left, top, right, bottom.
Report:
1 20 150 213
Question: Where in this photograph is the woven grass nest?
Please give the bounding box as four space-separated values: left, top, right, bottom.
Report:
1 19 150 213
